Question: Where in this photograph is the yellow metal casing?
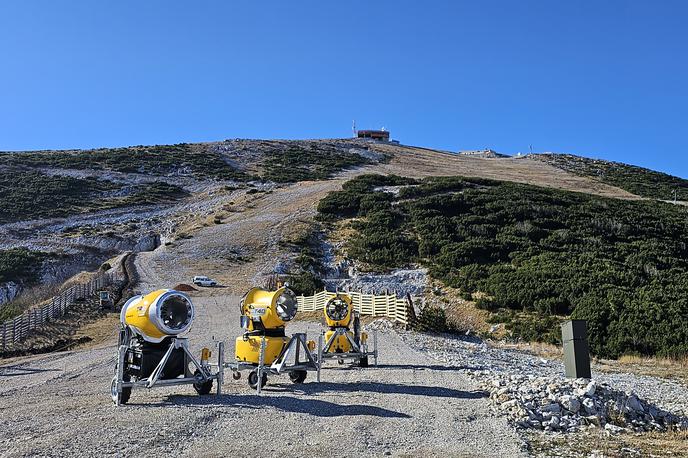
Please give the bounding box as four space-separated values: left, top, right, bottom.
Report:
120 289 194 343
307 340 316 352
240 286 296 330
201 348 211 362
324 294 353 328
235 335 288 365
324 329 354 353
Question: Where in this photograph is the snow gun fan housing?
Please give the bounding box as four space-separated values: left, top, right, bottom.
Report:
112 289 224 406
325 295 353 327
120 289 194 343
320 293 376 367
236 286 298 365
323 294 366 354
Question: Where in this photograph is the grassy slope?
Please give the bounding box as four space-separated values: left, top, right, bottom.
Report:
0 143 248 180
534 153 688 201
0 171 188 224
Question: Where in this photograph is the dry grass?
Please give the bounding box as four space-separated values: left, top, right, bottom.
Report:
595 354 688 386
369 144 642 200
71 312 120 350
423 281 493 335
491 340 688 386
528 427 688 457
495 340 564 360
3 283 60 312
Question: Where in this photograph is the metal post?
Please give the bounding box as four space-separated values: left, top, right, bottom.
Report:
561 320 591 378
374 330 378 366
147 343 176 388
317 333 323 382
116 345 127 407
217 341 224 395
257 337 266 395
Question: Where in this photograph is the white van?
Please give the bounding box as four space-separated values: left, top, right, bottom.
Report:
193 275 217 287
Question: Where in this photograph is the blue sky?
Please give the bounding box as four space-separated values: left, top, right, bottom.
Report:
1 1 687 176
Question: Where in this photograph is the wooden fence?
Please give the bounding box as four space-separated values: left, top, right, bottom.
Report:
297 290 412 325
0 268 125 351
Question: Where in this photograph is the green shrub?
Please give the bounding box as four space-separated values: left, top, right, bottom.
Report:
261 147 374 183
0 170 188 223
536 153 688 201
0 248 48 283
281 225 327 296
318 173 688 358
0 143 248 181
414 306 449 333
287 271 324 296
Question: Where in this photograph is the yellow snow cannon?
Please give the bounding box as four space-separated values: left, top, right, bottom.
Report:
227 286 319 392
111 289 224 406
319 293 377 367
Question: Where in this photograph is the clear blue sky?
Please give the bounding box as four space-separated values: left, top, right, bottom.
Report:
1 1 687 176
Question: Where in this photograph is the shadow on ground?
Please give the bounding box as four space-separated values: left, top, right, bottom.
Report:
148 394 412 418
267 381 488 399
0 365 62 377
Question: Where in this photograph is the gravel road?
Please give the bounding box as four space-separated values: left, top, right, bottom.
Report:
0 289 526 457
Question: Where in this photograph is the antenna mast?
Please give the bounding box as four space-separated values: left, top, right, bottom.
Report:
352 120 357 138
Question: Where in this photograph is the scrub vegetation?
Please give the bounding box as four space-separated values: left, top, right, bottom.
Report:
0 143 249 181
318 174 688 359
0 248 51 321
260 146 373 183
0 170 188 223
279 226 326 295
1 141 379 187
0 248 48 284
535 153 688 201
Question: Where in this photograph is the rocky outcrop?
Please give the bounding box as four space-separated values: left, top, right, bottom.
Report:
324 268 427 297
0 281 21 307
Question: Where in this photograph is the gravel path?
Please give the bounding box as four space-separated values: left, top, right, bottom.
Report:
0 290 527 457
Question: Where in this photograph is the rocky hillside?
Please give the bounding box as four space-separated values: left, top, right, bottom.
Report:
3 139 688 457
0 139 384 313
2 138 686 338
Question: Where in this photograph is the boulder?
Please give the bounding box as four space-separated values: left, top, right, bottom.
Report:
560 395 581 414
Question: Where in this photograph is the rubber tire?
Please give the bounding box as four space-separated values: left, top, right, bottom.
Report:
248 370 268 390
289 370 307 384
359 356 369 368
111 375 131 406
193 369 213 395
353 315 361 346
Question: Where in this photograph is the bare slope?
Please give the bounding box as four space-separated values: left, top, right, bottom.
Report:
368 143 640 199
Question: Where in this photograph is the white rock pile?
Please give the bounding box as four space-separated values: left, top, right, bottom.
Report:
366 318 395 332
480 373 688 434
399 331 688 436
